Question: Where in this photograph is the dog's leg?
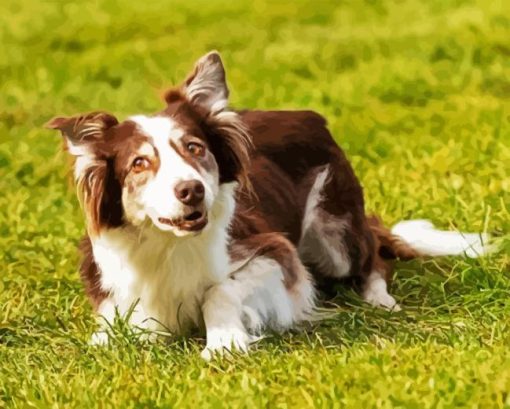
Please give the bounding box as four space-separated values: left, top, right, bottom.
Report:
299 165 364 282
89 298 116 345
201 234 315 360
299 165 402 310
362 270 400 311
200 281 252 360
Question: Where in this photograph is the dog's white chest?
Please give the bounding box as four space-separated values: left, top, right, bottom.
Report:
91 226 230 333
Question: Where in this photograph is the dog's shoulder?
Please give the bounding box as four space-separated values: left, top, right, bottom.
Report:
237 109 334 148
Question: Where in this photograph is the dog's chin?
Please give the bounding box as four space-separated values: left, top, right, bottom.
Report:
151 211 209 237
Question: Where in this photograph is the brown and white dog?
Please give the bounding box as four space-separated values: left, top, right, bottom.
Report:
47 51 490 359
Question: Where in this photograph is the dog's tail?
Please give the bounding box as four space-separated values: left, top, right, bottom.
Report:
368 216 491 261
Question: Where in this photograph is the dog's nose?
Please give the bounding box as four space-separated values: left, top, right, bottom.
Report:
174 180 205 206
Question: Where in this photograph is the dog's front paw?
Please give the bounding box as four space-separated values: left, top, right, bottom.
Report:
364 290 402 312
201 328 250 361
89 331 109 346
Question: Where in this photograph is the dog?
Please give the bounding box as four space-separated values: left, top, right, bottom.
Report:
47 51 490 359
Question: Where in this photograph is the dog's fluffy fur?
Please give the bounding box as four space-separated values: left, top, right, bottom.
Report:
47 51 491 359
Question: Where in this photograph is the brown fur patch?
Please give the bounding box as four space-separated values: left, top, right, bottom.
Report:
78 160 118 235
366 215 422 282
229 233 306 290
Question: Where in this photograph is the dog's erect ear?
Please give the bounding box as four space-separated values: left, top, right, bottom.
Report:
166 52 252 189
179 51 229 113
46 112 118 156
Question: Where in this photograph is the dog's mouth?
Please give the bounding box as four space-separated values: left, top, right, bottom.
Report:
158 209 208 232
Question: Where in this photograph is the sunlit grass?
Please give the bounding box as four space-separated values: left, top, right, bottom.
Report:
1 0 509 407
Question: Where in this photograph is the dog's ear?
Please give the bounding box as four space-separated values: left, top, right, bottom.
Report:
46 112 118 157
165 52 252 190
178 51 229 113
46 112 121 234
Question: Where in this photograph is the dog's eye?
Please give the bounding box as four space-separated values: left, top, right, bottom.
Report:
187 142 205 157
132 157 150 172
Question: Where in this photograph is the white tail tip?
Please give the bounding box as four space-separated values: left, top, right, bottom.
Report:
391 219 492 258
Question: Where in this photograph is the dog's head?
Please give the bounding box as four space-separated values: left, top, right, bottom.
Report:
47 52 250 237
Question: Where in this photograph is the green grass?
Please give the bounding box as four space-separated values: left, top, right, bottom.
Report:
1 0 510 407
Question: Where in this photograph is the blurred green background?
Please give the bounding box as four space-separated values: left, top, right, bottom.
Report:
1 0 509 407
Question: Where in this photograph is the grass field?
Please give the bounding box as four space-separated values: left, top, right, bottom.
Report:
1 0 510 407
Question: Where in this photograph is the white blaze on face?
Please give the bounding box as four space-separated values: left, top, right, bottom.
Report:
125 115 218 234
